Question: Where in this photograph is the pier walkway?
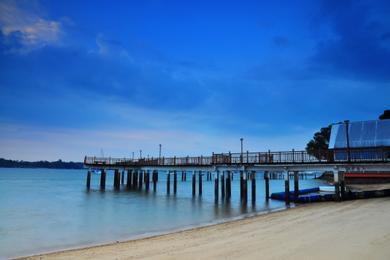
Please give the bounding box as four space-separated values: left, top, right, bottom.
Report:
83 148 390 204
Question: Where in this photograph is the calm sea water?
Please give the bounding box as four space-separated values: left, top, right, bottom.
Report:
0 168 326 258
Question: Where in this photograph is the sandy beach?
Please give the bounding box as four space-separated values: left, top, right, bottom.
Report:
22 197 390 260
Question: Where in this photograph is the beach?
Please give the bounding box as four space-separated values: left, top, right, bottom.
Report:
23 197 390 260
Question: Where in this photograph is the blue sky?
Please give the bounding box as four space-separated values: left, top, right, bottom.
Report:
0 0 389 161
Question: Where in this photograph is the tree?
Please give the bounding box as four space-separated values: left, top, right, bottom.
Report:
306 126 331 160
379 110 390 120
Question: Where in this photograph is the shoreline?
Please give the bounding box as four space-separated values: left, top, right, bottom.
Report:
20 198 390 259
16 206 289 259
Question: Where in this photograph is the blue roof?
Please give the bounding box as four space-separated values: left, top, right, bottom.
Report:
329 119 390 149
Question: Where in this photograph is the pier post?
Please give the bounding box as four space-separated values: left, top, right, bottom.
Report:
181 171 184 181
145 170 150 192
173 171 177 194
264 171 270 200
240 171 243 201
192 172 196 196
242 172 248 204
226 171 231 200
133 170 138 189
167 171 171 194
221 172 225 199
199 171 202 195
334 171 340 201
100 169 106 190
251 171 256 203
284 172 290 205
121 171 124 184
114 169 120 190
139 170 143 190
153 170 157 192
294 171 299 203
127 169 132 189
86 170 91 189
339 171 345 200
184 171 186 181
215 171 219 201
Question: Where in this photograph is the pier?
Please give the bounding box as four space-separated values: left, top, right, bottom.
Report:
84 148 390 204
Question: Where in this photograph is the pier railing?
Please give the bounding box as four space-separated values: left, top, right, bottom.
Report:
84 147 390 167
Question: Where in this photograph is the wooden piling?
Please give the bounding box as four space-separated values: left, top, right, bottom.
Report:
251 171 256 203
192 172 196 196
139 171 143 190
284 172 290 205
133 170 138 189
294 171 299 203
264 171 270 200
153 170 157 192
100 169 106 190
215 172 219 201
127 169 132 189
242 172 248 204
173 171 177 194
167 172 171 194
340 171 345 200
240 171 243 200
199 171 202 195
221 172 225 199
226 171 231 200
145 170 150 192
114 169 120 190
86 170 91 189
121 171 124 184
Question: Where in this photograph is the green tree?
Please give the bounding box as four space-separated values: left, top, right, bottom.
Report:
379 110 390 120
306 126 331 160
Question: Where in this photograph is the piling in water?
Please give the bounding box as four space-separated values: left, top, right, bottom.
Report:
192 172 196 196
167 172 171 194
153 170 157 192
294 171 299 203
214 172 219 201
100 169 106 190
121 171 124 184
127 170 132 189
199 171 202 195
114 169 120 190
251 171 256 203
284 172 290 205
173 171 177 194
221 172 225 199
226 171 231 200
139 171 143 190
86 170 91 189
145 170 150 192
264 171 269 200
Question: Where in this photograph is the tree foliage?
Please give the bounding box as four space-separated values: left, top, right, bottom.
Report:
379 110 390 120
306 126 331 159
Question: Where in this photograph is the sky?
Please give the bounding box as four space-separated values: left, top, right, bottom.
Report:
0 0 389 161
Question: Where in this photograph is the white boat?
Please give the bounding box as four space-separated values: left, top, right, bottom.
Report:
319 186 335 192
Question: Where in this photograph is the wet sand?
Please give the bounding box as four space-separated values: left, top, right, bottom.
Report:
22 198 390 260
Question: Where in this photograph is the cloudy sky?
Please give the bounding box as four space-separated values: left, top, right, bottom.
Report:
0 0 389 161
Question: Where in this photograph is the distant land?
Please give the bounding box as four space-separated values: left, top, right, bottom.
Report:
0 158 84 169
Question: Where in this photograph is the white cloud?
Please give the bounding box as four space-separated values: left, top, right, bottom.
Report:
0 1 62 52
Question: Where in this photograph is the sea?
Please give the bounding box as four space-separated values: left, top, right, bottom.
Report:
0 168 327 258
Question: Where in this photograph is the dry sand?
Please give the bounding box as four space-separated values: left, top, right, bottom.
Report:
23 198 390 260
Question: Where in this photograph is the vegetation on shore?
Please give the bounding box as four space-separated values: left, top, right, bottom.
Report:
0 158 84 169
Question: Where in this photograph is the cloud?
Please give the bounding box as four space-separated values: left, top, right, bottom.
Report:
0 0 62 53
309 0 390 81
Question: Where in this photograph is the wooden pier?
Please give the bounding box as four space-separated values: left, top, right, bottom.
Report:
84 148 390 204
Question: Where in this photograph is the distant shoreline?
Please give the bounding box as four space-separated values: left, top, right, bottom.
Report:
0 158 84 169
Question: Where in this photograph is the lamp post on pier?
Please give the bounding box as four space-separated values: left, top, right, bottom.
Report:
240 138 244 163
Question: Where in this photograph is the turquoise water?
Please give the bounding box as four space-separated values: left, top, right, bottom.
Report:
0 168 326 258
